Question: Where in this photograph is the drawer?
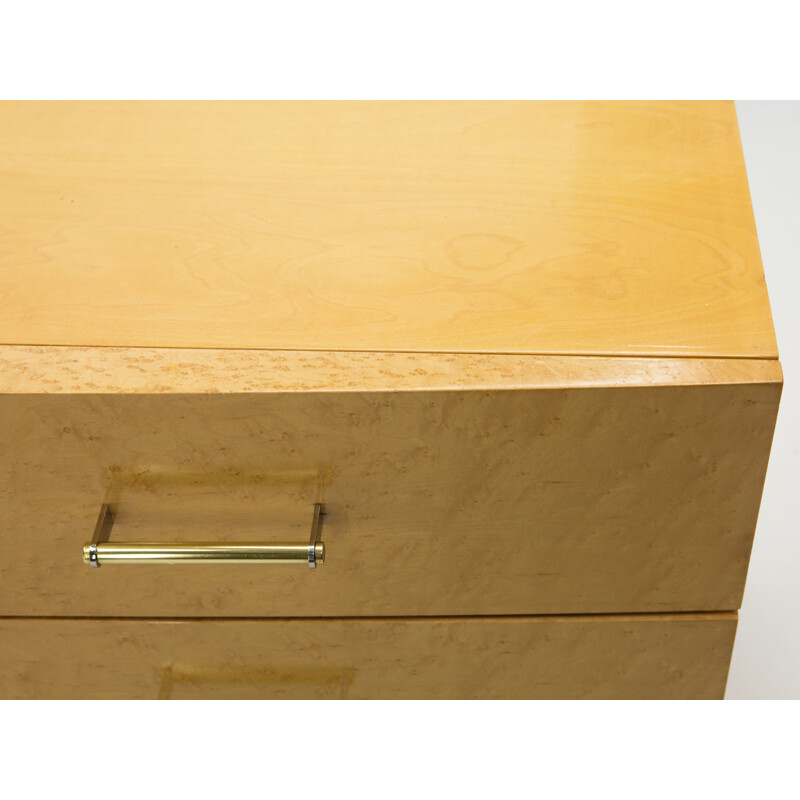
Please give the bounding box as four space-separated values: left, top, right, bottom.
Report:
0 613 737 699
0 349 780 618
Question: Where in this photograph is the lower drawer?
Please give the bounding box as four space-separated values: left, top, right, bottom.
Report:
0 613 736 699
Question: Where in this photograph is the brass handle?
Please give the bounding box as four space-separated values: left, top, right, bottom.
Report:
83 503 325 568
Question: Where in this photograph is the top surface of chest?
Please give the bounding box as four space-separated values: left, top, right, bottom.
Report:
0 100 776 358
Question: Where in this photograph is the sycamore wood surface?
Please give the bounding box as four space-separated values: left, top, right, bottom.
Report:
0 101 777 358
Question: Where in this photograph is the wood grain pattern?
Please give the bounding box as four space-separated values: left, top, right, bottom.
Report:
0 614 738 699
0 345 783 395
0 361 780 617
0 101 776 358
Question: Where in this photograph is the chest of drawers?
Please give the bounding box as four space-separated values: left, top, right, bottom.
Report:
0 101 780 698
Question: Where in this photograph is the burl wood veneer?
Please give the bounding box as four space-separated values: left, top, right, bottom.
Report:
0 101 780 698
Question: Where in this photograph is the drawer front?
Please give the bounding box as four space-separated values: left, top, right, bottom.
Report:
0 614 737 699
0 382 777 617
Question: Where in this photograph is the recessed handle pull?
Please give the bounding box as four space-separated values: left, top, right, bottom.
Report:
83 503 325 568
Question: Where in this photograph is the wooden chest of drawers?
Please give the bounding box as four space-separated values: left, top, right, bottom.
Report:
0 101 780 698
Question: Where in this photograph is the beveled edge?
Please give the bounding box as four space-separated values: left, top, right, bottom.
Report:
0 345 783 395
